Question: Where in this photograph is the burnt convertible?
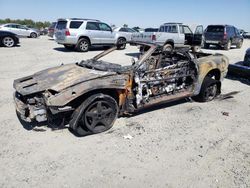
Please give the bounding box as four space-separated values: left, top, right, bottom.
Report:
14 43 229 136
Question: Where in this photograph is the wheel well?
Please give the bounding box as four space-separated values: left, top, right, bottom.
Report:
205 69 221 93
164 40 174 47
68 88 120 109
78 36 91 45
206 69 221 80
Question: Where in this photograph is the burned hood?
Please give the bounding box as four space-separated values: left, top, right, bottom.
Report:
13 63 117 96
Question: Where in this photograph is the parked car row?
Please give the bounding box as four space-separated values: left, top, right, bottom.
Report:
0 19 248 52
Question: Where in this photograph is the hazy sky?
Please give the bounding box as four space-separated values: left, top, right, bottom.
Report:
0 0 250 31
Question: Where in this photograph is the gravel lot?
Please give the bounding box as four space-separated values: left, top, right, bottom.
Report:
0 36 249 188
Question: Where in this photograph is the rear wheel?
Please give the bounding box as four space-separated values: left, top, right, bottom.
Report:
76 38 90 52
163 44 173 52
192 77 219 102
117 38 126 50
224 40 231 50
69 94 118 136
236 39 243 48
30 32 37 38
2 36 15 47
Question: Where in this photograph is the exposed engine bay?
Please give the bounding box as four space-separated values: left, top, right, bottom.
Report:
134 50 198 106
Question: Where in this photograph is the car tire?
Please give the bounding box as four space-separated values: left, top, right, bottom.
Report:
30 32 38 38
163 44 173 52
243 54 250 66
69 94 118 136
224 40 231 50
117 38 126 50
192 77 219 102
76 38 90 52
64 44 75 50
236 39 243 48
2 36 15 47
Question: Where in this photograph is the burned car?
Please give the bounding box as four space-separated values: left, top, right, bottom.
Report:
13 42 229 136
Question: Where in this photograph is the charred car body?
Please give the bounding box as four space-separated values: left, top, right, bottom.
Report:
13 42 229 136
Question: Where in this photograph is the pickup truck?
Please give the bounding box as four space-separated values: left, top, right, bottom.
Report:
131 23 203 51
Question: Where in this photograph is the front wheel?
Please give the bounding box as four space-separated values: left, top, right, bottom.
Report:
30 32 37 38
76 38 90 52
2 36 15 47
192 77 219 102
69 94 118 136
117 38 126 50
236 39 243 48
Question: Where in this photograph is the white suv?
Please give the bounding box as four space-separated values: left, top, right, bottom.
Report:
54 18 127 52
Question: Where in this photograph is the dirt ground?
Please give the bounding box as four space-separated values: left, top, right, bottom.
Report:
0 37 249 188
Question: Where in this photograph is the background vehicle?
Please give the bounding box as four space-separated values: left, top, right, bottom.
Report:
0 31 19 47
39 28 48 35
25 25 41 35
228 48 250 78
131 23 203 51
203 25 243 50
54 18 127 52
243 32 250 39
13 42 228 136
0 23 39 38
48 22 56 37
112 27 137 48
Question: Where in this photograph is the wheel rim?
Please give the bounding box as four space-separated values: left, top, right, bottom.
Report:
3 37 14 47
204 84 217 101
31 33 37 38
80 41 88 51
163 45 172 51
118 39 126 48
84 100 115 132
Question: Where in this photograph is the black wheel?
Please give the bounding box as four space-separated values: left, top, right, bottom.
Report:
224 40 231 50
2 36 15 47
64 44 75 50
163 44 173 52
69 94 118 136
30 32 37 38
236 39 243 48
192 77 219 102
243 54 250 66
117 38 126 50
76 38 90 52
204 42 209 49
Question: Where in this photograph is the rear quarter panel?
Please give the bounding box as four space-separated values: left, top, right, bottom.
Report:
194 54 229 95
